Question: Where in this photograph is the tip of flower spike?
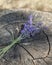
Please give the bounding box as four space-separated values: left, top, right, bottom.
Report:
43 26 48 30
36 22 48 30
36 22 43 27
28 14 33 25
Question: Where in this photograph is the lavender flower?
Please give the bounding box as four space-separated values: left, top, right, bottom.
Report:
20 15 41 39
0 14 43 59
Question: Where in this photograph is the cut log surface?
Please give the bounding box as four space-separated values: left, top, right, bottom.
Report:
0 9 52 65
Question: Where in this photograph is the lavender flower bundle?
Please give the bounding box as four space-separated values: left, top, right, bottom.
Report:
0 14 50 59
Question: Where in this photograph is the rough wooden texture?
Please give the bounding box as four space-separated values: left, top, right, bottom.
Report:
0 9 52 65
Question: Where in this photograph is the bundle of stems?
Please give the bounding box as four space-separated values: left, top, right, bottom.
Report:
0 35 22 59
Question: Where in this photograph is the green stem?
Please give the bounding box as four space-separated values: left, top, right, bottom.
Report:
5 36 22 50
0 36 22 59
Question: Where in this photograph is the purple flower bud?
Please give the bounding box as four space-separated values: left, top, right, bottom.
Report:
28 14 33 25
36 22 43 27
20 15 41 39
